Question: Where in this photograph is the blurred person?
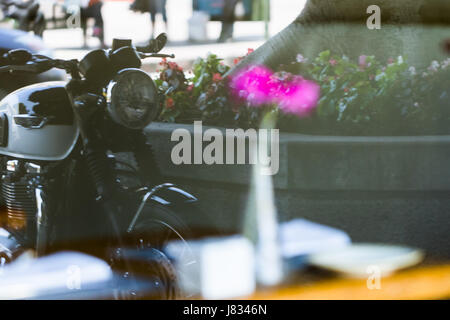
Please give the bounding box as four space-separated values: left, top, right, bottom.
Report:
130 0 168 40
149 0 168 39
80 0 105 48
218 0 240 43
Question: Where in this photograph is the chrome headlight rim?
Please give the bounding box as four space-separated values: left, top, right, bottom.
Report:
106 68 158 130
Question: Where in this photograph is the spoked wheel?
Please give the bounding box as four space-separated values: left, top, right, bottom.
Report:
111 203 197 300
111 160 198 299
111 246 179 300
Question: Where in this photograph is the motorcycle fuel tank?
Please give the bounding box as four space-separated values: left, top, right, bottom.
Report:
0 82 79 161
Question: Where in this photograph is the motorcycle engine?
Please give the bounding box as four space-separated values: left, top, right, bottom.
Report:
0 158 47 246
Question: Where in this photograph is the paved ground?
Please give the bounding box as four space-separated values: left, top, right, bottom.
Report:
42 0 306 70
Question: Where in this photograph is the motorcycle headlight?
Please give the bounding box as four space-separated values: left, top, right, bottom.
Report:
106 69 158 129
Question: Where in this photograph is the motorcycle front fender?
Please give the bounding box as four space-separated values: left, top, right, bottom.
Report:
125 183 201 237
147 183 198 208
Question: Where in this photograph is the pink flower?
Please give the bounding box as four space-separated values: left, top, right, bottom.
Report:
296 54 307 63
229 64 320 117
359 55 367 68
277 78 320 116
329 59 338 66
229 65 277 106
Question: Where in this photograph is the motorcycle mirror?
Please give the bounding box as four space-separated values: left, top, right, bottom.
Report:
112 38 132 51
5 49 32 65
147 33 167 53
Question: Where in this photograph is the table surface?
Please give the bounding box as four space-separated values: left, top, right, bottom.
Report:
244 263 450 300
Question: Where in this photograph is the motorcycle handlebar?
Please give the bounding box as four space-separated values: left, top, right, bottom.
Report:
0 56 79 78
138 53 175 59
0 63 49 74
0 49 175 76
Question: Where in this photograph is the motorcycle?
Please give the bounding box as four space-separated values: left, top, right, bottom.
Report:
0 0 45 37
0 34 199 299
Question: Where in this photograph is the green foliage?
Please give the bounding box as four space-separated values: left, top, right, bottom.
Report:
155 54 232 124
153 51 450 135
279 52 450 135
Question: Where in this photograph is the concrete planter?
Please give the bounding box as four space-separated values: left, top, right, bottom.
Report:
145 122 450 258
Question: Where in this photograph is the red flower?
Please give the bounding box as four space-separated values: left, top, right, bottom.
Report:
165 97 174 109
232 49 254 66
167 61 183 72
329 59 337 66
212 73 222 82
234 57 243 65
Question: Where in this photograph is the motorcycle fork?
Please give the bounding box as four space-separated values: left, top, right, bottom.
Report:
69 90 134 264
64 84 142 288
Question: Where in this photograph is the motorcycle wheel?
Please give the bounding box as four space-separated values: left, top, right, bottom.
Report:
112 202 197 300
111 156 198 299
